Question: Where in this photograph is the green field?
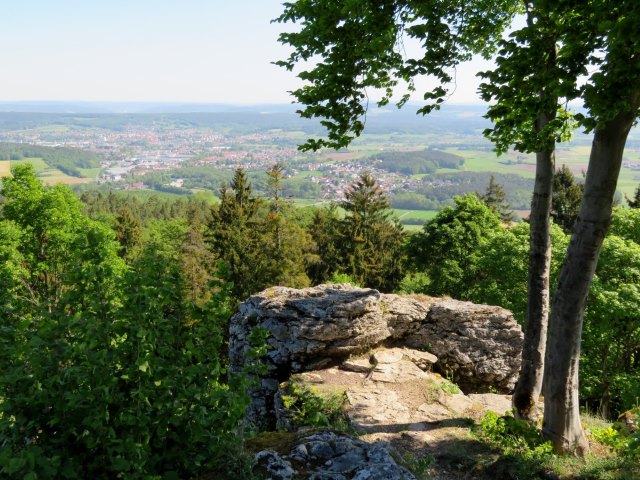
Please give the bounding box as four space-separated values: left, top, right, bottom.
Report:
393 209 438 221
0 160 10 176
12 157 49 172
9 158 95 185
443 148 537 178
78 167 102 179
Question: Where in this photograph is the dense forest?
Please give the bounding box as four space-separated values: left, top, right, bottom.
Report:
1 162 639 477
372 149 465 175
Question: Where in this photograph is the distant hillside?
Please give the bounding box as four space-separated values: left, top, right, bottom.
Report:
0 143 101 177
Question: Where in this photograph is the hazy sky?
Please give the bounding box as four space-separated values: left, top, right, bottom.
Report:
1 0 491 104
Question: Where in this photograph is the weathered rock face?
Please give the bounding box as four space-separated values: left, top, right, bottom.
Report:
253 431 416 480
230 284 523 429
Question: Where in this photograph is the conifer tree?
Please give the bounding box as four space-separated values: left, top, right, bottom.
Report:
263 163 313 288
208 168 265 300
114 206 142 262
338 173 405 291
480 175 514 222
307 204 342 285
626 185 640 209
551 165 584 232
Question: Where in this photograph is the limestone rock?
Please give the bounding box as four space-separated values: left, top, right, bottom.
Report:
253 431 415 480
370 360 430 384
404 299 523 392
341 358 373 373
372 349 404 364
255 450 297 480
468 393 513 416
230 284 523 429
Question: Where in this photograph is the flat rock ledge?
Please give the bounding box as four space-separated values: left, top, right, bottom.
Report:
230 284 523 430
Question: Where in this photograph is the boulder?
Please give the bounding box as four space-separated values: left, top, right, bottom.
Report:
229 284 523 429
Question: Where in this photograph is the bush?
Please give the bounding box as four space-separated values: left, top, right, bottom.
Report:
280 380 350 431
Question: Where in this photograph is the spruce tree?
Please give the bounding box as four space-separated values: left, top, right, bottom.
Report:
114 206 142 262
208 168 265 300
263 163 313 288
551 165 584 232
480 175 514 222
338 172 405 291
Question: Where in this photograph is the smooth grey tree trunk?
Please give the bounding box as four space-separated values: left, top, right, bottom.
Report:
542 110 635 455
513 144 554 420
513 25 556 419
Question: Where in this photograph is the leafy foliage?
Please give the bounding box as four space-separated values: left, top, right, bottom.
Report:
280 380 350 431
407 194 500 297
275 0 520 150
0 165 253 479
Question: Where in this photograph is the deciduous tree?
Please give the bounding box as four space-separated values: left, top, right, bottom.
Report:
276 0 640 455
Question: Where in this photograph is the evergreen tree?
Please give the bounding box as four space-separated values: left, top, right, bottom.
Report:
208 168 267 300
114 206 142 262
480 175 514 222
338 173 405 291
627 185 640 209
551 165 584 233
262 163 313 289
307 205 342 285
551 165 584 232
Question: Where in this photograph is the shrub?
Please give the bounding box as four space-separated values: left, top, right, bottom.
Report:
280 380 350 431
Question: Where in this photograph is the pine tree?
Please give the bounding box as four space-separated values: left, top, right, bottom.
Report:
480 175 514 222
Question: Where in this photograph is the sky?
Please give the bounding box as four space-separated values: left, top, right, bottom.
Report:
0 0 492 105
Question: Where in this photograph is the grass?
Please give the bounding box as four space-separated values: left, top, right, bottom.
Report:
78 167 102 179
12 157 49 172
7 158 95 185
393 209 438 221
0 160 10 176
442 148 538 178
467 411 639 480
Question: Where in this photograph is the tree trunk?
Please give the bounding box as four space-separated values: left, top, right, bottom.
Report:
542 110 635 455
513 144 554 420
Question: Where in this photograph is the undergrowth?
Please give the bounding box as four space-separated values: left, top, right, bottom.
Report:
473 410 640 479
280 380 351 432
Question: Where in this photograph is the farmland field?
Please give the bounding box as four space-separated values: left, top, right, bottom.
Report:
0 160 10 176
10 157 95 185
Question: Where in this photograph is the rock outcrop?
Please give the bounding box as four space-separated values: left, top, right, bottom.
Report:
254 431 416 480
230 284 523 429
